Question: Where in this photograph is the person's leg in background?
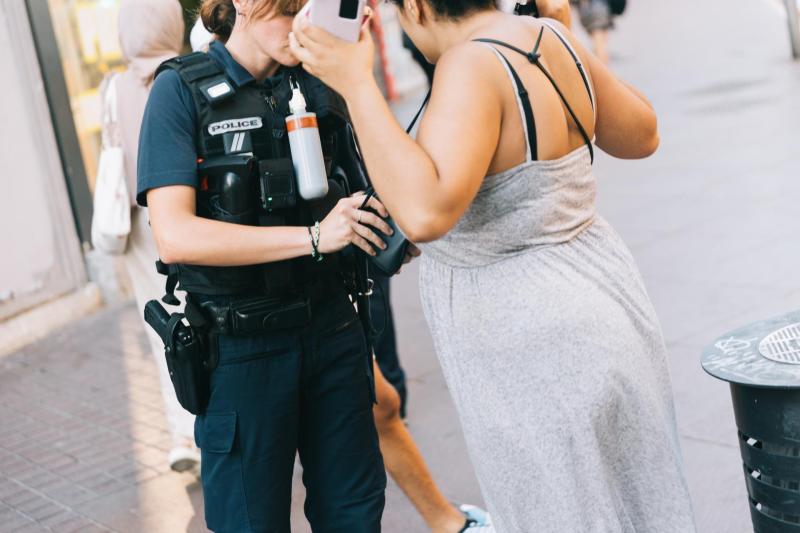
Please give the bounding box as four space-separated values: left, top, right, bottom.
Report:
123 207 199 472
590 26 610 65
577 0 614 64
369 279 491 532
371 274 409 417
373 361 489 533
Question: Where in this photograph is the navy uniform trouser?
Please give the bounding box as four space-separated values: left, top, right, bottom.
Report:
370 275 408 416
194 290 387 532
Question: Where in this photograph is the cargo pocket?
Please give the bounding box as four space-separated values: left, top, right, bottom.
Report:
202 412 237 453
198 412 250 532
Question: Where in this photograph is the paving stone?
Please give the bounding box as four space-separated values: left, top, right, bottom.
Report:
7 521 47 533
0 502 16 519
37 480 74 500
24 500 65 523
13 495 54 516
124 466 161 485
42 485 96 507
0 458 32 479
82 476 127 496
0 478 26 501
37 509 87 529
1 511 38 531
46 515 97 533
1 487 40 508
11 466 54 488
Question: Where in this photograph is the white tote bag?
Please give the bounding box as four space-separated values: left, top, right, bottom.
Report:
91 74 131 254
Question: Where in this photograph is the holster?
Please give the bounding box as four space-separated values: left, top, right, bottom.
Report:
144 300 211 415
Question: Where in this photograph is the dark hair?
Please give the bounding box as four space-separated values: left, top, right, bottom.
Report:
200 0 235 41
199 0 303 40
389 0 496 20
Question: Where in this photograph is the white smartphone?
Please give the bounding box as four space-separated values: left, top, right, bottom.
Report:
297 0 367 43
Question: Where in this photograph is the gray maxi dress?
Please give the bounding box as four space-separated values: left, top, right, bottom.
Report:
416 27 696 533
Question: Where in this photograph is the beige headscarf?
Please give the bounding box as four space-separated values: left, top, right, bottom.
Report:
114 0 184 203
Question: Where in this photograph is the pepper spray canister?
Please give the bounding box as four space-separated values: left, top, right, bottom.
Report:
286 80 328 200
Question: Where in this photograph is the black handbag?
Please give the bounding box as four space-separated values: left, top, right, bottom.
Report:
359 189 410 276
358 89 431 276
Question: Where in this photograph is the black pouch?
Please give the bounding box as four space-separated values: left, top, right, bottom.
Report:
258 159 297 211
369 216 408 276
358 190 410 276
229 297 310 334
351 90 431 276
144 301 210 415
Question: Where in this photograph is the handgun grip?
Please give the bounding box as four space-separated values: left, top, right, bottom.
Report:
144 300 171 345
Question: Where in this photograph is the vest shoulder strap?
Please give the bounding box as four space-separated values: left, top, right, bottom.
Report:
156 53 238 157
157 52 222 82
157 52 236 109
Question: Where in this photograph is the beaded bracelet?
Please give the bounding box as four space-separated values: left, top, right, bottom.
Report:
308 222 323 262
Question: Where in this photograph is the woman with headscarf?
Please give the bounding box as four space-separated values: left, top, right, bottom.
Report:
106 0 200 473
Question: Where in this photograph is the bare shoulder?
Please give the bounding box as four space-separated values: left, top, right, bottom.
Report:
431 41 510 106
436 40 504 79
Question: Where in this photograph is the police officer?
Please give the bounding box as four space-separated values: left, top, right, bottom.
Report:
137 0 390 531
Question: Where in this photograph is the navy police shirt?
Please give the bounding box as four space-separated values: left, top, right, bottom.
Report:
136 41 260 206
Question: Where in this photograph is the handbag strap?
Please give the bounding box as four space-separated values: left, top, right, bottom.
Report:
406 88 432 134
360 88 432 202
101 73 122 149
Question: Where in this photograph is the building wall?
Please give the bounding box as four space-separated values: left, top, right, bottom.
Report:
0 0 87 321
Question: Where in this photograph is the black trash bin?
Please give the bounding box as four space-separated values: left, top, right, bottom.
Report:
702 310 800 532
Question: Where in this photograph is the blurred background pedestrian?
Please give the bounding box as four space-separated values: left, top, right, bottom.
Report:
102 0 200 473
571 0 625 64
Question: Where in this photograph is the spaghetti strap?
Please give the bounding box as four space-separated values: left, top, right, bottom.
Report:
540 21 596 118
477 44 537 162
474 25 595 163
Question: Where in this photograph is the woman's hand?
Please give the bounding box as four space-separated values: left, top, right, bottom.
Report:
403 244 421 265
288 8 376 99
317 193 393 256
395 243 422 274
537 0 573 27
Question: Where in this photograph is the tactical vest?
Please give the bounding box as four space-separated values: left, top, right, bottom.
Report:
155 52 368 300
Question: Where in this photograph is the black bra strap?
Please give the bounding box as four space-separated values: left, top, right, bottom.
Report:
489 50 538 161
474 25 595 163
406 88 432 134
532 55 594 162
541 22 594 112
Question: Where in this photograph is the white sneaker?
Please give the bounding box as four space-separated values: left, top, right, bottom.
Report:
458 504 495 532
169 446 200 475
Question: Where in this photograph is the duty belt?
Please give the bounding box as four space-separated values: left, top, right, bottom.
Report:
186 295 311 336
184 272 353 336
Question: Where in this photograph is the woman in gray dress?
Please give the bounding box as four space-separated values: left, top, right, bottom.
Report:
290 1 695 531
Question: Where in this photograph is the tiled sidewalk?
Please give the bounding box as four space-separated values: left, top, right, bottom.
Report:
0 304 204 532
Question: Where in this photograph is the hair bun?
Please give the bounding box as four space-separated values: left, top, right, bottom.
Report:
199 0 235 41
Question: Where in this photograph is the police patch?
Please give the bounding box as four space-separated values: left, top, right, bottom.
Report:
208 117 263 136
223 131 253 154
